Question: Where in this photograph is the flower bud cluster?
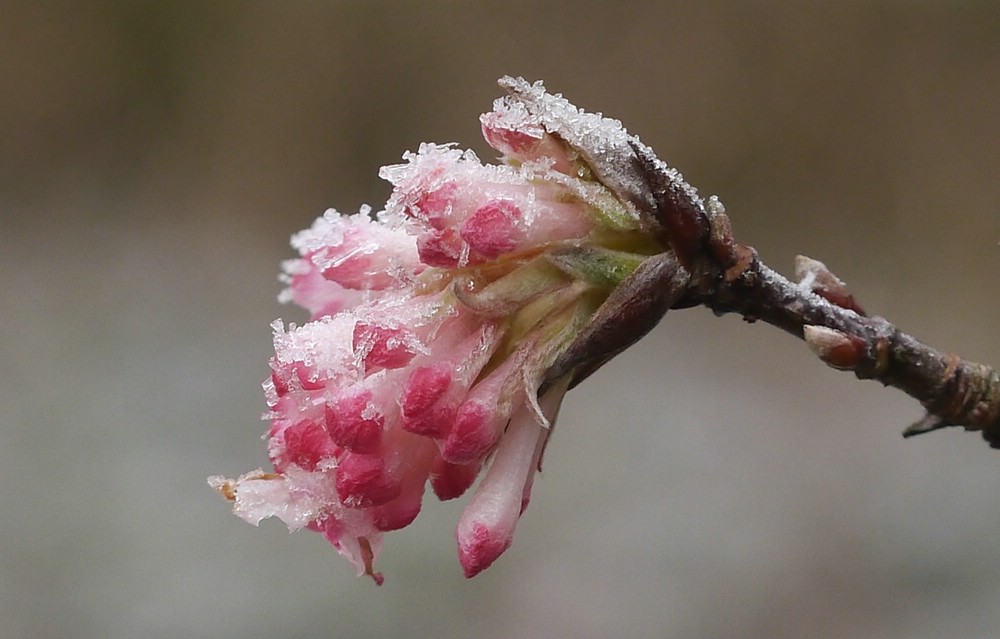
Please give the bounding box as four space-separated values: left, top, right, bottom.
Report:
211 78 663 582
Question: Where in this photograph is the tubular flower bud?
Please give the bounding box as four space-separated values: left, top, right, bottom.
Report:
210 77 680 583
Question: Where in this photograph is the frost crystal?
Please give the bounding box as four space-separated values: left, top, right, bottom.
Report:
212 77 668 583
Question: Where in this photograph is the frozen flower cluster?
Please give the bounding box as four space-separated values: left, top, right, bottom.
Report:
210 77 668 583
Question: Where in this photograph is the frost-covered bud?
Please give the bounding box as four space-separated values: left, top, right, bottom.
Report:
279 206 425 319
378 143 606 267
211 77 684 583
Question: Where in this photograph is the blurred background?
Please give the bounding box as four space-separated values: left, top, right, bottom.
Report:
3 2 1000 638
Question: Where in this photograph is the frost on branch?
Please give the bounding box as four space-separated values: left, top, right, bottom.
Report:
211 77 682 583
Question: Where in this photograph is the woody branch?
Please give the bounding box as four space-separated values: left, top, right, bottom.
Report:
628 141 1000 447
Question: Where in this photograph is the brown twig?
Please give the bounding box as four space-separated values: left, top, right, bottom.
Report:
689 243 1000 444
638 149 1000 448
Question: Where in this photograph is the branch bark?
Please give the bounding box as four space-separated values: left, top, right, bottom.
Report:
686 247 1000 445
638 147 1000 447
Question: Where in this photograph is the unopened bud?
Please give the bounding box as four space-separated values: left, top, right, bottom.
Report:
794 255 866 316
803 325 866 370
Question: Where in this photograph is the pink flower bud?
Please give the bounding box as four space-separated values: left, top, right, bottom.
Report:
270 417 338 472
401 363 454 437
325 388 383 454
280 208 424 319
368 438 436 531
352 321 420 371
480 97 577 174
441 347 529 464
381 143 598 266
335 452 401 508
429 457 482 501
455 382 566 577
459 199 525 257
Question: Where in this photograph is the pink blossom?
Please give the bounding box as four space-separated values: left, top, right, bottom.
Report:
211 77 667 583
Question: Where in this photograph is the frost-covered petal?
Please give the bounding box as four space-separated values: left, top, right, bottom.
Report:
269 316 361 389
325 386 384 454
267 416 338 472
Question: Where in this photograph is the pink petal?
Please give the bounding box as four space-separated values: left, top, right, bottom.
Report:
401 321 507 440
280 259 366 319
416 228 464 267
480 96 576 174
290 208 422 292
279 418 338 471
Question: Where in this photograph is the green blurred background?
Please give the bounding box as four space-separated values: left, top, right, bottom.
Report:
3 2 1000 638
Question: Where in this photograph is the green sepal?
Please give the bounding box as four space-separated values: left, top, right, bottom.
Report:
545 246 648 289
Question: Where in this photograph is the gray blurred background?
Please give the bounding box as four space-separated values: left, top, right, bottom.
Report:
3 2 1000 638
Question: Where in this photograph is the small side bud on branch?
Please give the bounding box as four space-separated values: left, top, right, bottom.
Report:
705 196 738 268
803 325 867 370
794 255 866 315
